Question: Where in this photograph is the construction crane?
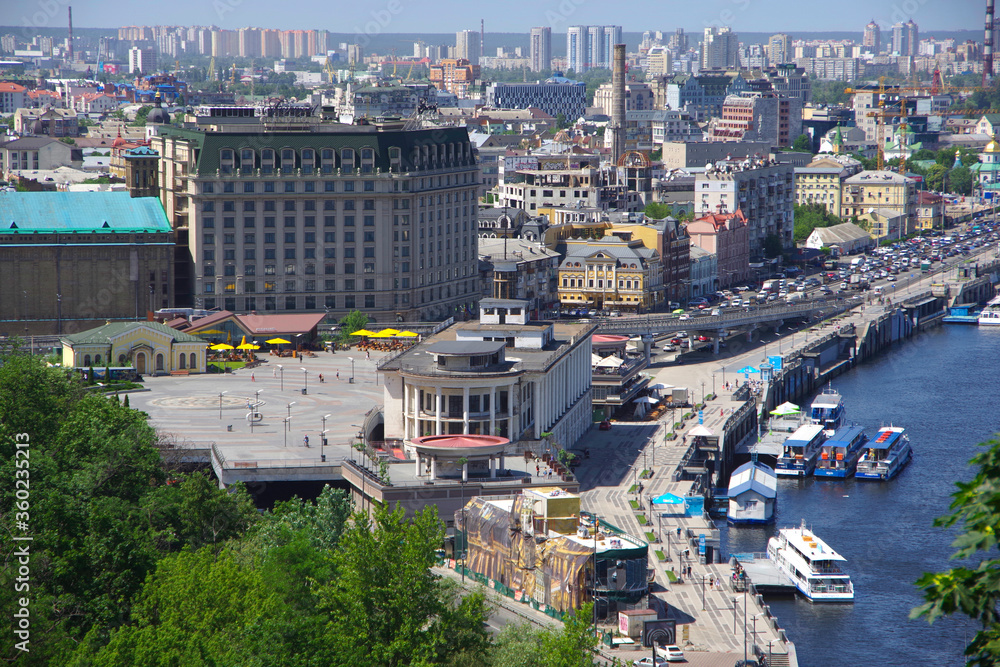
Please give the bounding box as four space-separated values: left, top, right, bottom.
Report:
405 61 414 81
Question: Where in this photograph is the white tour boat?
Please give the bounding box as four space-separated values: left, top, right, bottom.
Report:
767 520 854 602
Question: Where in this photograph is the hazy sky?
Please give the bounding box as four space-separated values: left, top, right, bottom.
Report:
19 0 983 33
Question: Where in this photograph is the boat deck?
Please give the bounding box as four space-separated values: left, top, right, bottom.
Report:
730 554 797 595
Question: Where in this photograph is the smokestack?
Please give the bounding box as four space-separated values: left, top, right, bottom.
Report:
986 0 995 84
608 43 626 163
68 6 74 63
481 19 485 60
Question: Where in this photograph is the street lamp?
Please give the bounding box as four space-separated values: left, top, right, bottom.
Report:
218 390 227 419
276 364 284 390
752 614 761 656
283 417 291 447
250 389 263 433
347 356 355 382
56 293 62 335
286 402 296 430
321 429 329 462
301 367 308 392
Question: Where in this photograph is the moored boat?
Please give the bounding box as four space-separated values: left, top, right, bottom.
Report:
767 520 854 602
775 424 825 477
856 426 912 480
814 425 868 479
809 387 846 433
977 296 1000 326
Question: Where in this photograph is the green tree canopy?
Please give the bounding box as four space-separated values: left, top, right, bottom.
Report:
913 438 1000 666
794 203 842 242
336 309 370 345
791 134 813 152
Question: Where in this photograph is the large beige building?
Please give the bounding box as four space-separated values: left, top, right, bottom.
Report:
151 114 479 323
794 155 863 218
841 170 917 234
556 237 663 313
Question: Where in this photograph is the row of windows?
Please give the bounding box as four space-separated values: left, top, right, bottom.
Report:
204 295 384 311
202 198 393 212
218 141 473 176
561 278 643 289
203 180 389 194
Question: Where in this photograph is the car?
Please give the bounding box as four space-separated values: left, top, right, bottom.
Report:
599 420 611 431
609 311 621 317
633 658 668 667
678 314 691 321
697 335 710 342
710 308 722 316
670 337 683 345
662 343 677 351
656 644 685 662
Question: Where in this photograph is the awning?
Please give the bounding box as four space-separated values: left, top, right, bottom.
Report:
652 493 684 505
770 402 801 416
596 355 624 368
688 425 714 437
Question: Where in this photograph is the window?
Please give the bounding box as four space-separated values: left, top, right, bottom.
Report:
301 148 315 175
284 181 295 193
285 296 297 310
365 295 375 308
325 295 336 308
285 280 296 291
364 180 375 192
324 216 336 227
243 182 255 193
284 200 296 212
364 278 375 290
361 148 375 173
344 295 356 308
304 280 316 291
203 234 215 245
304 231 315 243
284 248 296 260
202 183 214 194
303 200 315 211
364 231 375 242
364 263 375 273
264 216 275 228
325 280 336 290
265 249 276 260
223 200 235 212
264 181 275 192
363 199 375 211
202 201 215 212
245 249 256 260
284 217 295 228
224 250 236 261
243 217 255 228
264 265 276 275
284 232 296 244
344 181 355 192
245 280 256 292
343 200 355 211
281 148 295 174
220 148 234 174
344 231 355 243
341 148 355 172
223 217 235 228
204 282 214 292
364 247 375 258
224 281 236 293
264 232 276 244
344 279 355 290
245 265 256 276
324 232 336 243
344 215 355 227
345 263 355 274
344 248 355 258
325 263 336 274
203 217 215 229
261 148 275 174
321 148 334 174
323 200 336 211
264 281 276 292
223 233 235 244
324 181 335 192
364 215 375 227
204 249 215 261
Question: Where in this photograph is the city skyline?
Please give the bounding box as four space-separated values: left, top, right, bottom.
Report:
14 0 983 34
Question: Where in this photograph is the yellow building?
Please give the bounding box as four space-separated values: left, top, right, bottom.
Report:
557 238 663 312
794 156 862 217
841 170 917 235
62 322 208 376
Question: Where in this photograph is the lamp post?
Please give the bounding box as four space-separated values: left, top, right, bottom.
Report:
701 573 706 611
286 402 295 430
752 614 760 655
276 364 284 390
321 429 329 462
250 389 263 433
56 293 62 335
283 417 291 447
712 372 716 398
348 356 355 382
301 367 308 392
734 596 738 634
218 391 227 420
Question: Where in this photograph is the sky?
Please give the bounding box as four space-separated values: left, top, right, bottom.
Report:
19 0 984 33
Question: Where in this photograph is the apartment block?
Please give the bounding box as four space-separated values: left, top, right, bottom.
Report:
485 79 586 120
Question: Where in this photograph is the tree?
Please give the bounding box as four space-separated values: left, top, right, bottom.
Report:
762 234 784 259
336 309 369 345
317 503 492 666
555 113 568 129
925 164 948 192
61 136 77 145
489 604 598 667
792 134 813 152
950 165 974 196
131 106 153 127
912 438 1000 666
793 203 841 242
644 202 673 220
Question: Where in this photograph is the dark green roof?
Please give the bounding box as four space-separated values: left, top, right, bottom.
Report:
157 124 473 175
63 321 207 345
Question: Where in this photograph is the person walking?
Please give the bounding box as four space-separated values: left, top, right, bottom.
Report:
303 435 309 448
336 371 340 380
251 372 255 382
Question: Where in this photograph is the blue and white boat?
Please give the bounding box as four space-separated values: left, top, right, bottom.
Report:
727 459 777 525
856 426 913 480
775 424 826 477
814 425 868 479
809 387 846 433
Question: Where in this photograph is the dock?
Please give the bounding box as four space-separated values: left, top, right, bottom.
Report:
731 553 797 595
943 304 980 324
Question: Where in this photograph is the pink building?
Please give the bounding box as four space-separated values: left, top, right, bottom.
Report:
686 208 750 289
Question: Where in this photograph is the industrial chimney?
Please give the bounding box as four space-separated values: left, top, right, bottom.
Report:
67 5 72 64
609 43 626 163
986 0 995 84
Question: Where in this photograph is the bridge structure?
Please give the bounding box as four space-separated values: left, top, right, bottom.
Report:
593 295 865 351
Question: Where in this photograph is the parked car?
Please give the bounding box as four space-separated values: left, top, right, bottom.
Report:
633 657 668 667
655 644 685 662
599 420 611 431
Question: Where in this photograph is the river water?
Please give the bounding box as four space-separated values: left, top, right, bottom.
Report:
721 323 998 667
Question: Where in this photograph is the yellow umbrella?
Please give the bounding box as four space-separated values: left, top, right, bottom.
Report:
236 343 257 350
266 338 291 345
210 343 234 350
350 330 375 336
396 331 419 337
368 330 393 338
378 328 400 336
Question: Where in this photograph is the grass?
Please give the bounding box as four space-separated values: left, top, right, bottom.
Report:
655 549 667 561
641 469 652 478
645 531 657 543
635 513 647 525
629 499 640 510
665 570 678 583
628 484 638 494
208 361 247 372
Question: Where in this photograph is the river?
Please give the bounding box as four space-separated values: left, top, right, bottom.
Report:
721 323 998 667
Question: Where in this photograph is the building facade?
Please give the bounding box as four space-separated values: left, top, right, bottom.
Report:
695 157 795 260
686 208 750 289
61 321 206 375
768 34 791 65
592 82 655 115
701 27 739 69
380 299 595 451
794 155 863 217
478 237 560 316
485 80 587 120
429 59 480 98
0 82 26 113
456 30 481 66
841 170 917 233
0 192 174 336
151 119 480 322
530 27 552 72
707 92 802 147
557 237 664 312
0 136 81 174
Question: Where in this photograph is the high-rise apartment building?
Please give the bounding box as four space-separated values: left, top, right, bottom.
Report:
128 46 157 74
905 19 918 57
701 26 739 70
530 27 551 72
456 30 480 66
669 29 689 54
566 25 621 72
863 19 881 54
768 33 791 66
891 22 906 56
151 117 480 322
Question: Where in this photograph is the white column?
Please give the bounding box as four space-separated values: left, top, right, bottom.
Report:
462 386 470 435
507 383 514 434
402 381 409 441
435 387 442 435
414 450 421 477
490 386 496 436
490 455 496 478
462 460 468 482
430 455 437 480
